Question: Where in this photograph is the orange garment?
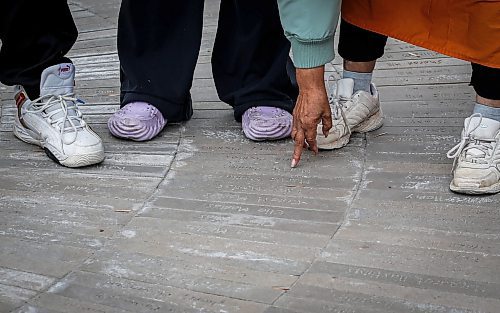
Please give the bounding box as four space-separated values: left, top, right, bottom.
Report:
342 0 500 68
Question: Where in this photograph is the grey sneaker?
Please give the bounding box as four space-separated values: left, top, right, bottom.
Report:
447 114 500 194
317 78 384 150
13 64 104 167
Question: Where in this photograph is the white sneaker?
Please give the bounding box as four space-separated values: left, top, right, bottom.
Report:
447 114 500 194
317 78 384 150
13 63 105 167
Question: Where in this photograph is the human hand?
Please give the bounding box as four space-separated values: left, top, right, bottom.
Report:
291 67 332 168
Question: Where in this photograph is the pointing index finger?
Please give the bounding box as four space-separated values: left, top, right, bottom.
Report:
291 129 305 168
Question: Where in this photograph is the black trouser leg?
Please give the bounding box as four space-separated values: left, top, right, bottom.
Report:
212 0 298 121
118 0 204 122
471 63 500 100
338 19 388 62
338 20 500 100
0 0 77 99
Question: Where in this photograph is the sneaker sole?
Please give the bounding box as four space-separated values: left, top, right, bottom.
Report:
449 181 500 195
318 109 384 150
60 152 105 168
318 134 351 150
351 109 384 133
14 123 104 168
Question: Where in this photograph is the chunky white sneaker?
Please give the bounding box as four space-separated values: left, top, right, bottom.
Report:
447 114 500 194
317 78 384 150
13 63 105 167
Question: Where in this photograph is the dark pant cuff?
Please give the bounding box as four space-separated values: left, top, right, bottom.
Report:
232 99 295 122
121 92 193 123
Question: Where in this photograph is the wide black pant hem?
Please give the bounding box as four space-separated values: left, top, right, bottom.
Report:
121 92 193 123
232 99 294 122
471 63 500 100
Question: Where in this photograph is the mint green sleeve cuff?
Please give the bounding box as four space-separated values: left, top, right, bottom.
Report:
289 36 335 68
277 0 340 69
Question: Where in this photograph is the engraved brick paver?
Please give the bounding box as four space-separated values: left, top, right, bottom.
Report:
1 1 499 312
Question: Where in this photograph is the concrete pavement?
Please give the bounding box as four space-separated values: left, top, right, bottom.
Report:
1 1 499 312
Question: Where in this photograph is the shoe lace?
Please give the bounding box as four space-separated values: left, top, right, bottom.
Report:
26 93 85 145
327 75 351 136
446 113 495 168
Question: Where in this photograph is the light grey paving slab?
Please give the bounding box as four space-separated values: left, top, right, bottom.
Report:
380 83 474 102
45 271 268 313
330 223 500 258
0 268 56 292
320 239 500 284
0 171 156 198
364 147 454 164
141 208 341 237
50 282 219 312
373 71 471 86
82 256 284 304
107 230 317 276
379 100 474 118
278 277 499 313
264 307 304 313
72 37 117 53
0 154 173 178
0 237 92 278
328 56 468 70
76 28 117 41
169 170 357 190
176 134 296 155
380 116 469 128
1 1 498 312
154 190 351 212
20 293 138 313
368 125 464 137
364 160 451 176
273 294 387 313
328 65 471 87
346 204 500 234
119 216 331 248
172 147 364 179
361 171 454 193
354 188 500 209
82 250 298 289
0 283 37 313
0 187 149 213
366 133 460 148
307 261 500 300
0 198 133 249
144 197 344 230
156 173 354 201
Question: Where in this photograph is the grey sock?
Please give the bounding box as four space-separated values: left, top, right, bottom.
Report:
343 70 373 93
473 102 500 122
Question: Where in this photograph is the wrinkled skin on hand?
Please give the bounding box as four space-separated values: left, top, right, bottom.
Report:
291 66 332 168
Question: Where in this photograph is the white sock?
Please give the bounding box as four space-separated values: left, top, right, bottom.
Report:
343 70 373 93
472 102 500 122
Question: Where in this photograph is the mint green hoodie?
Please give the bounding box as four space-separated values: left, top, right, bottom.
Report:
277 0 340 68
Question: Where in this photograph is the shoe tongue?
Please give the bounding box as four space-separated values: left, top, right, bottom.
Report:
337 78 354 98
466 116 500 140
464 116 499 159
39 64 80 128
40 63 75 97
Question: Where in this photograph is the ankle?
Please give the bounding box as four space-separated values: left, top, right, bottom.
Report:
477 95 500 108
343 70 373 93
